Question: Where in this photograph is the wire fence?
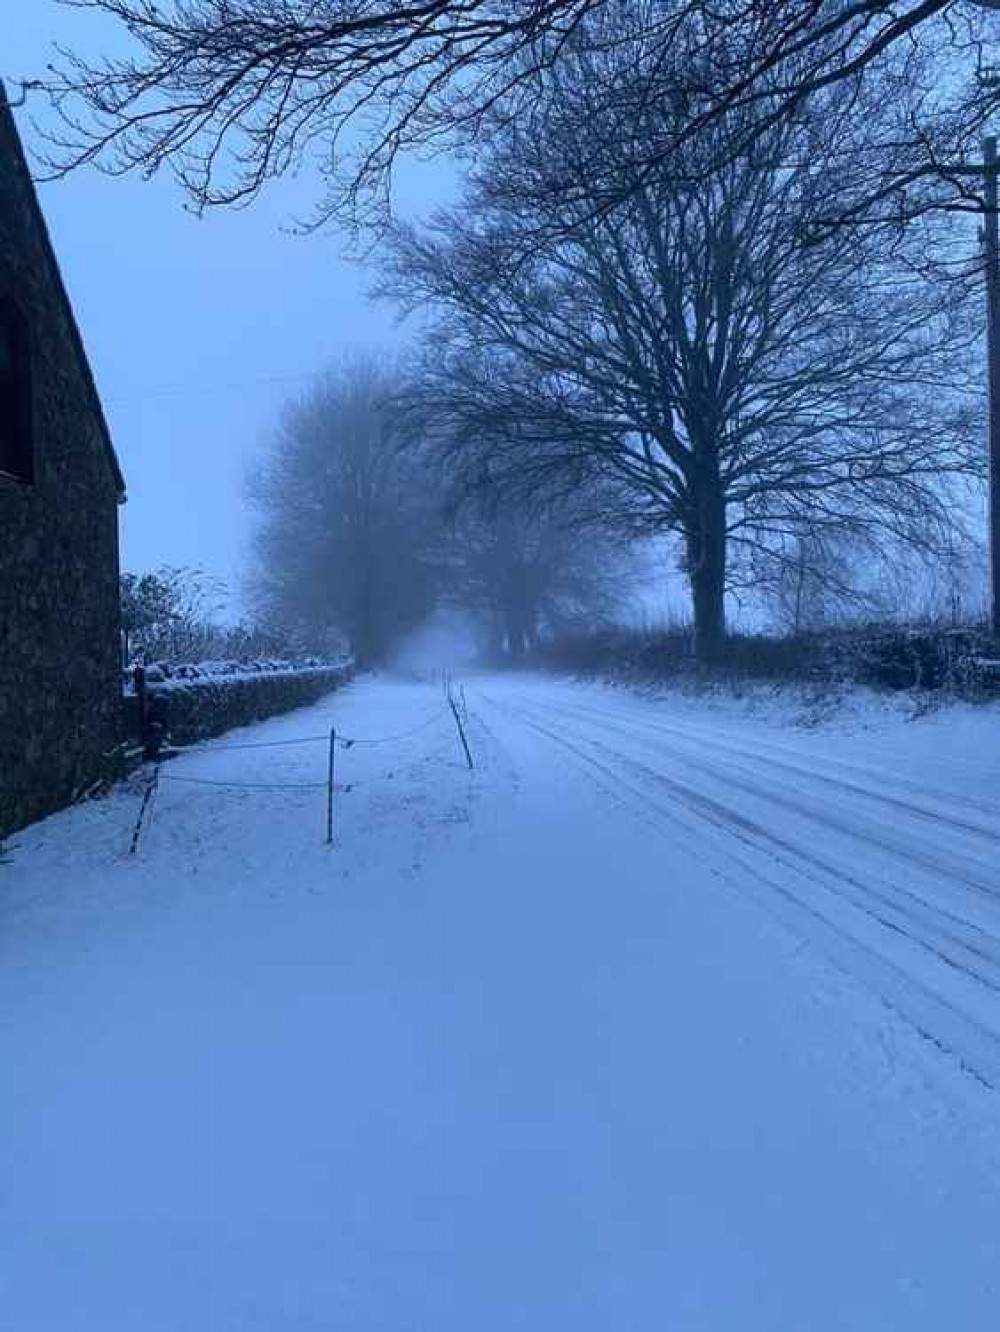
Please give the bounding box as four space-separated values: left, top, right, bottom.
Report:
127 688 476 855
175 706 451 756
4 690 475 859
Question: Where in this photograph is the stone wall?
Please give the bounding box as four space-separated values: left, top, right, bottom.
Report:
0 93 125 837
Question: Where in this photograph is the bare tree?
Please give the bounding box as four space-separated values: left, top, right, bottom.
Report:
247 358 440 666
382 42 982 660
749 530 875 635
120 565 229 663
34 0 1000 230
442 498 633 660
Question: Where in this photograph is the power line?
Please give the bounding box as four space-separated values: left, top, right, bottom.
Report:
104 366 335 406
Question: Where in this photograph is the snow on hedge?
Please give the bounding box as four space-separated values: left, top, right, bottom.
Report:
125 656 351 695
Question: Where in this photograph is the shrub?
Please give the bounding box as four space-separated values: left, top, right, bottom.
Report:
530 622 1000 700
129 661 353 750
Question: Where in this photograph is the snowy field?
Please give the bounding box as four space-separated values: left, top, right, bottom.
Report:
4 672 1000 1329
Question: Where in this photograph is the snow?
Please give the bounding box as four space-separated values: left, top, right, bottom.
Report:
4 671 1000 1329
126 657 350 694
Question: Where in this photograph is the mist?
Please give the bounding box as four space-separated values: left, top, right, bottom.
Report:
6 4 1000 1330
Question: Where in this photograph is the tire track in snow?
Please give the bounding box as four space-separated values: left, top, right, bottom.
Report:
505 693 1000 983
536 693 1000 839
505 694 1000 981
477 686 1000 1089
525 696 1000 912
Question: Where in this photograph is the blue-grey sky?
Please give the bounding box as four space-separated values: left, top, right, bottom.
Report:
7 1 452 615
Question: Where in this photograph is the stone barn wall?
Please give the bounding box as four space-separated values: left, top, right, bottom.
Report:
0 92 125 837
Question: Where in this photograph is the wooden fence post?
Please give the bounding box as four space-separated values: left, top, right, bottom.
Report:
326 727 337 845
448 692 474 771
134 665 148 753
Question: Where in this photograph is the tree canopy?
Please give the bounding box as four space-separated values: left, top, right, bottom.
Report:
38 0 1000 229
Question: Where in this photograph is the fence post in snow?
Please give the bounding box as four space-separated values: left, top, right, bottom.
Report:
326 727 337 845
448 691 474 771
129 764 160 856
134 665 148 752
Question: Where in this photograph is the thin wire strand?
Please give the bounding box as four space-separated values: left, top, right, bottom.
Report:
336 711 449 746
159 773 382 793
160 774 329 792
181 733 331 754
184 708 449 755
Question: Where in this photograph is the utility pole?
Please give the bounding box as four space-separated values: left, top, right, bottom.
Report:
985 136 1000 641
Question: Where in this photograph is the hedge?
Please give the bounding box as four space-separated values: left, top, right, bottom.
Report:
131 662 354 749
530 625 1000 698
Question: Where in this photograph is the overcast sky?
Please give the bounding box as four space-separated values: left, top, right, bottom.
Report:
6 1 454 616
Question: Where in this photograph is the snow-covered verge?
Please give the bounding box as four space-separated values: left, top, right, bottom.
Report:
3 672 1000 1329
594 666 1000 734
532 624 1000 700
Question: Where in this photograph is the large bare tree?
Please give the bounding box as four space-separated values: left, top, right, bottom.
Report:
381 44 981 658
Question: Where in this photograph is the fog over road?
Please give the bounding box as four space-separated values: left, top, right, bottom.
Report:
4 673 1000 1329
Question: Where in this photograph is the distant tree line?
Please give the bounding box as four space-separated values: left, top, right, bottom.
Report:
245 358 633 666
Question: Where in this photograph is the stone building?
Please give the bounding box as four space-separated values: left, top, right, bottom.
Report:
0 83 126 837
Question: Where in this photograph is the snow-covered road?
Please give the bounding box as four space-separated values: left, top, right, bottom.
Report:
4 672 1000 1329
476 679 1000 1088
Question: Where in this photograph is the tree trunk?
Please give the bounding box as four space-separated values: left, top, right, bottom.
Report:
486 614 505 663
505 609 524 660
792 548 807 637
350 599 377 670
685 481 727 663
